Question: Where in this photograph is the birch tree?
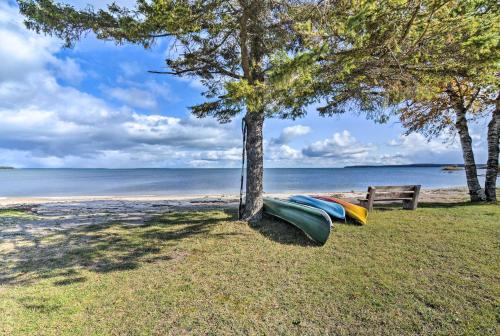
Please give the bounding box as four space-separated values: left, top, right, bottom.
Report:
296 0 499 202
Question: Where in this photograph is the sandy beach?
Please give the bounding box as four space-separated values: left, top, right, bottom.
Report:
0 187 471 229
0 187 471 207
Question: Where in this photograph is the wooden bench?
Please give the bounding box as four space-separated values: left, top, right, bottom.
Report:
358 185 421 211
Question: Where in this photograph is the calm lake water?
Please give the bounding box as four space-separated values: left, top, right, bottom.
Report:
0 168 476 197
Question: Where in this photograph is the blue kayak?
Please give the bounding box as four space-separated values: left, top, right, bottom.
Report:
289 195 346 221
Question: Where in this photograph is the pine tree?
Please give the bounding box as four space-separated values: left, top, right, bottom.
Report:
18 0 317 221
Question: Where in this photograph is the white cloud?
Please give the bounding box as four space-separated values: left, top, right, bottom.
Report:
53 57 85 84
388 133 459 154
0 75 239 160
119 62 142 78
264 129 414 167
105 79 175 110
0 2 239 168
303 130 375 160
189 148 241 162
279 145 302 159
104 86 160 109
123 114 237 149
268 144 303 161
0 2 58 81
384 132 484 164
263 125 310 165
281 125 311 142
271 125 311 145
0 3 84 85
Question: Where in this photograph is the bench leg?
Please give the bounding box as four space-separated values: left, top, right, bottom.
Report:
411 185 421 210
360 199 374 211
366 188 375 212
403 185 421 210
403 199 418 210
359 200 368 208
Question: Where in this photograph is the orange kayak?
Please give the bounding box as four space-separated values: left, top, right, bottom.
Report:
314 196 368 225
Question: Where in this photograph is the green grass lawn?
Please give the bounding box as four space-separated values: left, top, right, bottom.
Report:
1 202 499 335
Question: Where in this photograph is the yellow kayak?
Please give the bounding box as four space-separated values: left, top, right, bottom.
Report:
314 196 368 225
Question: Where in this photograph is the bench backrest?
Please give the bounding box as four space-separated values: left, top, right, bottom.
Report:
367 185 420 200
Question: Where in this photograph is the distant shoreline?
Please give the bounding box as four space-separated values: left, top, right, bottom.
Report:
344 164 487 169
0 165 486 169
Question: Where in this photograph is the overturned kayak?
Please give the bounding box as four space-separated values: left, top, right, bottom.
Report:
289 195 346 221
314 196 368 225
263 197 332 245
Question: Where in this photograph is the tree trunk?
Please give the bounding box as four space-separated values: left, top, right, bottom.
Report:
455 108 486 202
484 94 500 202
242 111 264 222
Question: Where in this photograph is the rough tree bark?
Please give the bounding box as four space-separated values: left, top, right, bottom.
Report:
242 111 265 222
239 0 265 222
484 93 499 201
455 108 486 202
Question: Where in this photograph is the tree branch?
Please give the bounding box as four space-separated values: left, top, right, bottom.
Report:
399 1 421 43
465 88 481 111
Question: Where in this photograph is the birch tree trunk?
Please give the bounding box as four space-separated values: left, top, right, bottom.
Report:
455 108 486 202
242 111 264 222
484 94 499 201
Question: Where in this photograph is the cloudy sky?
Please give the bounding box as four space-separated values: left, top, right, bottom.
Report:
0 0 490 168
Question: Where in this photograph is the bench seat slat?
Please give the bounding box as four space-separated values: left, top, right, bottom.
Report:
365 192 415 198
371 185 418 191
370 191 415 195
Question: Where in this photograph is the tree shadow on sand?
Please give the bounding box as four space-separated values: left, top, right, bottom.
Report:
0 209 239 287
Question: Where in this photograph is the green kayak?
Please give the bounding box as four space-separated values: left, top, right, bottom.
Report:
263 197 332 245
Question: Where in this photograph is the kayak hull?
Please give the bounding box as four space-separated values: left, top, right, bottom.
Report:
289 195 346 221
263 197 332 245
314 196 368 225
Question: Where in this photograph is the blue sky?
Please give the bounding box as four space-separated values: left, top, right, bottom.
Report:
0 0 490 168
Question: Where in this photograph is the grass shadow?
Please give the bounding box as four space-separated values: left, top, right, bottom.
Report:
363 202 409 212
251 214 319 247
0 209 238 286
417 201 495 209
340 218 364 226
371 201 496 211
53 276 87 286
17 296 62 313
